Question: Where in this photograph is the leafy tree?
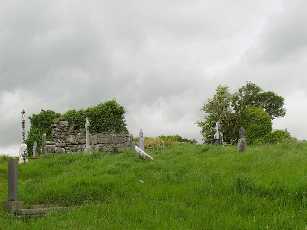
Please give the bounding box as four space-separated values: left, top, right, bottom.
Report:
258 91 286 119
241 107 272 144
232 82 286 119
199 82 286 144
26 110 61 155
198 86 238 143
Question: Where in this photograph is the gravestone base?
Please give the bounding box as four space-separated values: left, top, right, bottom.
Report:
5 201 24 213
15 206 68 218
237 138 247 152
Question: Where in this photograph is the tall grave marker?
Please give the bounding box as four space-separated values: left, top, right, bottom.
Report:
19 110 28 163
85 117 91 151
6 159 23 212
214 121 223 145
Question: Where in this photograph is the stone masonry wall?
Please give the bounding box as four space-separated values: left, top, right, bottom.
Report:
45 120 131 153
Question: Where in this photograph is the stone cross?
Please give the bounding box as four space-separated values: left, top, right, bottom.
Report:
20 110 27 163
214 121 223 145
21 110 26 143
139 129 144 151
33 141 37 157
85 117 91 151
238 127 247 152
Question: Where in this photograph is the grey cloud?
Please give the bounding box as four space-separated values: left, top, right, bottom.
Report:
251 0 307 63
0 0 306 153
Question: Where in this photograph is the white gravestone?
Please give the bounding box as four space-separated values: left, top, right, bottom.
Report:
85 117 91 151
139 129 144 151
214 121 223 144
135 145 153 160
19 143 28 164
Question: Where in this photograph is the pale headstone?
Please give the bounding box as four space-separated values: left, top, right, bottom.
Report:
85 117 91 151
33 141 37 157
238 127 247 152
214 121 223 144
139 129 144 151
19 143 28 164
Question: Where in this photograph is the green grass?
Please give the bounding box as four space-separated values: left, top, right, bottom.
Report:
0 143 306 229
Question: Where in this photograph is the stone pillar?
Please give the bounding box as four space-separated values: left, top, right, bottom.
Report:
6 158 23 212
8 159 18 201
85 117 91 151
139 129 144 151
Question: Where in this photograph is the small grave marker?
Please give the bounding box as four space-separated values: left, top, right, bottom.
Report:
20 110 28 163
85 117 91 151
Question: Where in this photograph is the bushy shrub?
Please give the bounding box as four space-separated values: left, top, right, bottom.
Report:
262 130 293 144
137 135 197 151
159 135 197 144
144 137 165 150
241 107 272 144
63 100 127 134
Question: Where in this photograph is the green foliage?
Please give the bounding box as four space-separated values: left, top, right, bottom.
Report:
158 135 197 144
26 100 127 156
63 100 128 134
62 109 86 131
26 110 61 155
232 82 286 119
199 86 238 143
241 107 272 144
140 135 197 150
199 82 286 144
262 129 294 144
0 143 307 229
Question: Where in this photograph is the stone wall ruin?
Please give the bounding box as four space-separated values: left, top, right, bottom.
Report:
45 120 131 153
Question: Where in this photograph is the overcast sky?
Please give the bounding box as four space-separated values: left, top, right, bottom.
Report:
0 0 307 154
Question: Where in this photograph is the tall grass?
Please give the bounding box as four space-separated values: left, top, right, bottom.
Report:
0 143 306 229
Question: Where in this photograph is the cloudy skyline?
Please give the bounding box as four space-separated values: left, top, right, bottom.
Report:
0 0 307 154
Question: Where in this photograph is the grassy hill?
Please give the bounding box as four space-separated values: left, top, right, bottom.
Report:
0 143 306 229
